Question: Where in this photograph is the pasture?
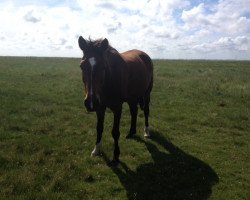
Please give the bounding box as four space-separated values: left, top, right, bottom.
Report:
0 57 249 200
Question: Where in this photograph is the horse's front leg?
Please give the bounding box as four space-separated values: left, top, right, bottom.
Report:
91 106 106 156
111 104 122 165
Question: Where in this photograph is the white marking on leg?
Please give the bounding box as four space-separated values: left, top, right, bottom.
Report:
91 139 102 156
88 57 96 109
144 126 150 138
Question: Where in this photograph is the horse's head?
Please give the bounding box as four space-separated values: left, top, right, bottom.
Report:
78 36 109 112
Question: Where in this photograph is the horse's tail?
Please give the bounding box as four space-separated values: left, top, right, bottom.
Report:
139 76 153 110
139 53 153 110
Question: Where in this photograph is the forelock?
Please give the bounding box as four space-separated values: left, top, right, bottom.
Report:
87 38 107 49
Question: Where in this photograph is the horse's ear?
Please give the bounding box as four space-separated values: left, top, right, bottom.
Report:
100 38 109 52
78 36 87 52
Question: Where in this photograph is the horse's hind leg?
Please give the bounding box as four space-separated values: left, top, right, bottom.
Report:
143 95 151 138
126 102 138 138
139 97 144 110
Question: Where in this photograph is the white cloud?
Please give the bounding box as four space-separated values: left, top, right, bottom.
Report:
192 36 250 53
182 3 204 20
23 10 41 23
0 0 249 59
181 0 250 35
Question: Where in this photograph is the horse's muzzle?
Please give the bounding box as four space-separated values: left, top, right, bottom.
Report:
84 95 99 112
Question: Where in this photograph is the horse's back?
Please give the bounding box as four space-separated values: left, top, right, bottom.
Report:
121 49 152 70
121 50 153 100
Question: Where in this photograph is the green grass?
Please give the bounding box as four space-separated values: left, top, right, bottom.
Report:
0 57 249 200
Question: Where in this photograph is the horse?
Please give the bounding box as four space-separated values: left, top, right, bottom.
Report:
78 36 153 165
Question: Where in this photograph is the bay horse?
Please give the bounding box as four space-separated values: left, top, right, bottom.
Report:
78 36 153 165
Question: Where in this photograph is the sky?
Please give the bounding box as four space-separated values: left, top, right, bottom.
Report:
0 0 250 60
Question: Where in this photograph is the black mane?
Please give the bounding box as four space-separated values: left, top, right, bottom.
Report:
86 38 117 54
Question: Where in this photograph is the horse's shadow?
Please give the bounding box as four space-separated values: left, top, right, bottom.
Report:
103 131 219 200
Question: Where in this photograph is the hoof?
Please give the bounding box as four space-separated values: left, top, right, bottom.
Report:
144 127 150 138
126 133 136 139
91 144 102 156
91 150 102 156
108 159 120 167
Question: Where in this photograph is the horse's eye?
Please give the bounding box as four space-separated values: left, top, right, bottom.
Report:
80 64 85 70
80 58 86 70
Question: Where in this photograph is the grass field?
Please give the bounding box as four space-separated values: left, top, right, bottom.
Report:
0 57 249 200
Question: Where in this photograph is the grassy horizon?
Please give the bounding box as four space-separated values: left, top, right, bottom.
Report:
1 55 250 61
0 57 249 199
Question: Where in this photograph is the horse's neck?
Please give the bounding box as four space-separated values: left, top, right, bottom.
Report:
103 49 128 100
104 48 121 74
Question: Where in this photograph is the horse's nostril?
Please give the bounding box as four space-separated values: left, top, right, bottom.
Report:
84 98 96 112
84 94 101 112
84 99 88 108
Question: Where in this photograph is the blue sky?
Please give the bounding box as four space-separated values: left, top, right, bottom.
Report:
0 0 249 59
